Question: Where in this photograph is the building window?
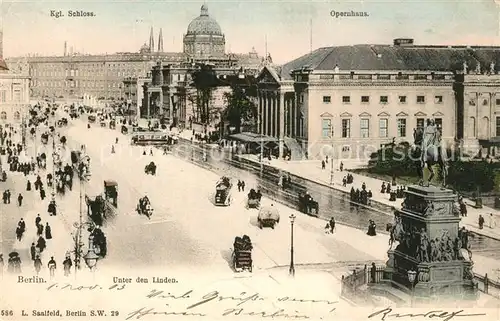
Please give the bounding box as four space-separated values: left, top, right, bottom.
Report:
360 118 369 138
380 96 388 104
417 118 425 129
397 118 407 137
361 96 369 103
496 98 500 106
322 118 332 138
496 117 500 136
399 96 407 103
434 95 443 104
435 118 442 133
342 96 351 103
342 119 351 138
379 119 388 137
323 96 331 103
417 95 425 103
0 90 6 103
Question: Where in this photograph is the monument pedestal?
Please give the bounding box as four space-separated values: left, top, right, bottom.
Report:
383 185 478 302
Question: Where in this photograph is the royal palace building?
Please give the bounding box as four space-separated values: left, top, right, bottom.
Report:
257 39 500 160
5 4 262 103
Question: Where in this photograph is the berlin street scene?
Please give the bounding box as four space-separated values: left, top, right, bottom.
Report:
1 1 500 319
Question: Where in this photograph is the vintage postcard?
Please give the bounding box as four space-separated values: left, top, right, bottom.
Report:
1 0 500 320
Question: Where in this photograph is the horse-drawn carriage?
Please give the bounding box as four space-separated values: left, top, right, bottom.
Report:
88 115 96 123
215 176 232 206
144 162 156 175
257 205 280 229
136 196 153 219
298 192 319 215
41 133 49 144
57 118 68 127
100 121 107 127
104 180 118 207
247 189 262 209
109 120 116 130
232 235 253 272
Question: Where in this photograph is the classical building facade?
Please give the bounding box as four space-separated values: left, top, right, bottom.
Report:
0 30 30 123
257 39 500 160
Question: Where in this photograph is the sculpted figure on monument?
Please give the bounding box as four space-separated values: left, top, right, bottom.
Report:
422 200 434 216
413 119 448 187
432 202 449 216
430 240 439 261
418 229 430 262
454 237 463 260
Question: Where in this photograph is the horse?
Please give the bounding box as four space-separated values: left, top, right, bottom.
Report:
412 127 448 187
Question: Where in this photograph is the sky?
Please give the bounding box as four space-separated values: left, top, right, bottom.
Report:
2 0 500 64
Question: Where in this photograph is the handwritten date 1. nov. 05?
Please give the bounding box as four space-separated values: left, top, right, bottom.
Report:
46 283 127 291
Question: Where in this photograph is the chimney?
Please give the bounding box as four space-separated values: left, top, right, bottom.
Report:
64 41 67 56
158 28 164 52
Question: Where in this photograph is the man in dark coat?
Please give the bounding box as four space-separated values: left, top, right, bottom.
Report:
26 180 31 191
18 218 25 231
45 223 52 240
37 223 43 236
30 243 36 261
34 255 42 275
36 236 46 253
35 214 41 228
17 193 23 206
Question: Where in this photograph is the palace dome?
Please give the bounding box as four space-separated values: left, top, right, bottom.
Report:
186 5 223 36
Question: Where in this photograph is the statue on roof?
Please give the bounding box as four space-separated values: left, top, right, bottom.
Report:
491 62 496 75
334 64 340 73
463 61 468 74
475 61 481 74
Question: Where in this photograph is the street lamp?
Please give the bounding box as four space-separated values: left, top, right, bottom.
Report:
407 269 417 307
329 125 334 185
75 156 91 275
83 235 100 276
289 213 296 276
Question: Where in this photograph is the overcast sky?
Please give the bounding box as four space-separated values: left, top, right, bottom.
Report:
2 0 500 63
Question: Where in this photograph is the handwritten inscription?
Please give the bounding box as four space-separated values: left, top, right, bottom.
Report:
125 289 339 320
368 307 487 321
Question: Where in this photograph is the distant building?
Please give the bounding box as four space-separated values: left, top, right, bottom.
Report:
256 39 500 160
6 4 263 103
140 4 264 127
0 30 30 123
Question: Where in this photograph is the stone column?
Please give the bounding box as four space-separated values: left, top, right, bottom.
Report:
279 91 285 159
257 91 262 134
267 92 272 136
273 92 278 137
169 92 174 125
263 92 268 135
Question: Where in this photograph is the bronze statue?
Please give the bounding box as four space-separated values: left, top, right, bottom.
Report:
413 119 448 187
418 229 430 262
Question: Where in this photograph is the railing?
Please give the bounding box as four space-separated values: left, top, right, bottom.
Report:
340 264 385 304
341 264 500 304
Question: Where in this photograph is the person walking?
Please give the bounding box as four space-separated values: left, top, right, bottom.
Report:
17 193 23 206
63 256 72 277
45 223 52 240
30 243 36 261
47 256 56 278
34 256 42 275
35 214 41 228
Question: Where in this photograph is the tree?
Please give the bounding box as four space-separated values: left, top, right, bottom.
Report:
367 143 419 177
447 160 495 193
222 85 257 133
190 64 220 124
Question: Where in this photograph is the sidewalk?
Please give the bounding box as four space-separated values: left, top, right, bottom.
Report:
237 154 500 241
1 126 85 280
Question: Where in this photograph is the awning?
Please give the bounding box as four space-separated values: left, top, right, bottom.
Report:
228 132 278 144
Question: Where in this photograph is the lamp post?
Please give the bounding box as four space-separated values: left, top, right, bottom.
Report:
75 155 91 276
329 125 334 185
407 269 417 307
83 235 100 279
289 213 296 276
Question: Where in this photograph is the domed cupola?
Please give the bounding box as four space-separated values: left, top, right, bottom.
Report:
183 4 225 57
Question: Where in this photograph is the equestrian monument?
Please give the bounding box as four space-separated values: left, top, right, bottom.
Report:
383 121 478 302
